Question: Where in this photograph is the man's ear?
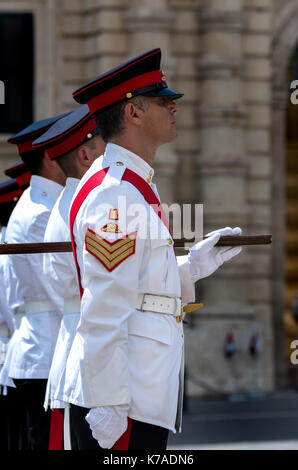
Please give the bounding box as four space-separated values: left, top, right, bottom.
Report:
44 151 57 168
77 145 95 169
77 145 89 163
124 102 143 126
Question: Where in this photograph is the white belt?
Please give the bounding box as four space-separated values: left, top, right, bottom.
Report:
63 296 81 315
136 294 181 317
24 299 56 315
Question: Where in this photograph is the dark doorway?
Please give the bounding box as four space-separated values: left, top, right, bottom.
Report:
0 12 34 134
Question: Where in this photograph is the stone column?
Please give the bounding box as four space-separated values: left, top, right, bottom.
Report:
243 0 274 391
197 0 249 306
84 0 128 81
184 0 262 397
169 0 201 210
125 0 178 204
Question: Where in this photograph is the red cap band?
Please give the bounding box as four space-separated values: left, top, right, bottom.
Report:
87 70 162 115
16 171 31 188
45 118 97 160
0 188 23 203
16 138 37 155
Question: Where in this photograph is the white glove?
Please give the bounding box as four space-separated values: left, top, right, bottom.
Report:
189 226 242 282
85 404 129 449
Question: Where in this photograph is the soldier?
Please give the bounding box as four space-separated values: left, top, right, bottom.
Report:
0 179 24 450
0 114 68 449
63 48 242 450
32 105 105 449
0 164 31 450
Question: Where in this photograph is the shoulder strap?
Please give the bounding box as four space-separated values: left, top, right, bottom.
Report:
69 167 110 297
122 168 170 233
69 166 172 297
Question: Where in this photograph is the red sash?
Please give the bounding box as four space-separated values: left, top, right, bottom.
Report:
69 166 172 297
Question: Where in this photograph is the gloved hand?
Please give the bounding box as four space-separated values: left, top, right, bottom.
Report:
85 404 129 449
189 226 242 282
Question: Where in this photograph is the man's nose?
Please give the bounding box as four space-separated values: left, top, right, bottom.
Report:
169 100 179 113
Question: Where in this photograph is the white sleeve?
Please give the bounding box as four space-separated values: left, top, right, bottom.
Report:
27 212 63 315
0 256 15 335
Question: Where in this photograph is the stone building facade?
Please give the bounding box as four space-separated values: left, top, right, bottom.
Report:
0 0 297 396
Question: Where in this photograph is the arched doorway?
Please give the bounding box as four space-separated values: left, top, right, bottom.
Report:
272 4 298 388
284 45 298 384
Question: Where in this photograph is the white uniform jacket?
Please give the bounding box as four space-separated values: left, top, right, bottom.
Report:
0 238 14 384
0 229 14 336
1 175 63 379
0 228 16 388
43 177 81 409
63 143 195 432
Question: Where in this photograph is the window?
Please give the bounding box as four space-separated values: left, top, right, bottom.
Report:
0 13 34 134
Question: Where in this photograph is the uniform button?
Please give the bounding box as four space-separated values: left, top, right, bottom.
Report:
168 238 172 245
116 161 123 166
146 176 151 183
42 192 47 196
149 170 153 176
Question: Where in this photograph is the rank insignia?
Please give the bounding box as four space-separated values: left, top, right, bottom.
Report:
85 229 137 272
101 222 122 233
108 209 119 220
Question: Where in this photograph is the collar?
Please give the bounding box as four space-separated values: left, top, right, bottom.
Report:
66 177 80 190
30 175 64 199
103 143 155 184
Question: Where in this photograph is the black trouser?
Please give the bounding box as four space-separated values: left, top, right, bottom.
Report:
69 404 169 451
13 378 52 450
3 384 29 450
0 388 8 449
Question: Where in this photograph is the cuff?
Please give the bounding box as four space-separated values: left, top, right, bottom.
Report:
176 255 196 303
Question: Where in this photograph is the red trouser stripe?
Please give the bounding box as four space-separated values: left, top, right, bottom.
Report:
48 409 64 450
112 418 133 450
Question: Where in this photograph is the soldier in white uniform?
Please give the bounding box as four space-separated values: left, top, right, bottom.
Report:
0 164 32 450
32 105 105 449
0 114 68 450
0 179 25 450
63 48 242 450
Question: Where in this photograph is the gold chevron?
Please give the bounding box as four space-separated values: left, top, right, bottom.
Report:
85 229 137 271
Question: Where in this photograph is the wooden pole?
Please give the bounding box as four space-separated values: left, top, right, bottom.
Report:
0 235 272 255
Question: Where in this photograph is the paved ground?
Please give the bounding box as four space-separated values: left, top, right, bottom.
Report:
167 388 298 450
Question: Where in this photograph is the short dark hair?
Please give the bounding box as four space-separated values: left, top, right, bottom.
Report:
94 101 127 143
55 137 97 177
55 150 77 178
21 148 45 175
94 96 148 142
